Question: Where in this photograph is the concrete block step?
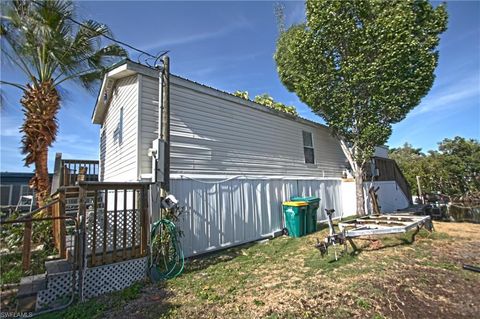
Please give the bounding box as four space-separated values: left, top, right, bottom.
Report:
17 274 46 312
45 260 72 275
17 274 46 297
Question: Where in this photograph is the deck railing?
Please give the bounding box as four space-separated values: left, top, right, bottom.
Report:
14 198 67 270
51 153 99 193
77 182 150 267
1 198 76 275
11 180 151 271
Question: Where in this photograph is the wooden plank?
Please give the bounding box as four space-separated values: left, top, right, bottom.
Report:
22 221 32 271
86 246 141 267
51 193 67 259
63 165 70 187
62 159 99 165
113 189 118 262
78 181 151 191
58 192 66 259
52 201 60 250
102 189 108 264
123 189 127 260
131 190 136 258
78 185 87 274
51 153 62 193
140 186 148 256
91 190 98 266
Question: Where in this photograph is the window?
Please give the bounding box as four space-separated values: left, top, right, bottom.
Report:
114 107 124 145
303 131 315 164
118 107 124 144
0 185 12 206
20 185 34 197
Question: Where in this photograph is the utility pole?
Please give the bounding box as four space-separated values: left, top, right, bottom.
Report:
161 55 170 193
416 175 423 204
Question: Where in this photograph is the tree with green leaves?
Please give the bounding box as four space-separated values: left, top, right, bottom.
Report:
437 137 480 198
275 0 447 215
232 90 298 115
390 137 480 199
1 0 126 205
389 143 425 195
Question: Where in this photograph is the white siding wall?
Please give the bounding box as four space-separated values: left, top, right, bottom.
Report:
135 74 352 256
99 75 139 182
138 76 347 179
98 68 356 257
168 178 346 258
139 75 160 176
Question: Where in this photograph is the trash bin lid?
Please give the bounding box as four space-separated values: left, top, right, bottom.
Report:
282 201 308 206
290 196 320 203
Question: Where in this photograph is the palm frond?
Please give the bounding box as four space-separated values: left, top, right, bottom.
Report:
1 0 127 91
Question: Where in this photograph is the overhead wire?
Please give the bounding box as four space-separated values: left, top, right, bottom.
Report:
29 0 183 280
30 0 168 62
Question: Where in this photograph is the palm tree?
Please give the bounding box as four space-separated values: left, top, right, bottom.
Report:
1 0 127 206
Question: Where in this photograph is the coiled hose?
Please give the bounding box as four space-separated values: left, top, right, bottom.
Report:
149 219 184 281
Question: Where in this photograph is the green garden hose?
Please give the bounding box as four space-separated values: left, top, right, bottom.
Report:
149 219 184 281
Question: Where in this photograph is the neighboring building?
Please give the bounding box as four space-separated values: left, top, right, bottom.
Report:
0 172 35 207
91 59 410 257
374 145 389 159
0 172 58 215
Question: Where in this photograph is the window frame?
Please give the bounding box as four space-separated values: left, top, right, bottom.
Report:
302 130 315 164
118 106 124 144
0 185 13 206
20 184 34 197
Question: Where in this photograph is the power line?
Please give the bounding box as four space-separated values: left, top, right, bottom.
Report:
30 0 168 61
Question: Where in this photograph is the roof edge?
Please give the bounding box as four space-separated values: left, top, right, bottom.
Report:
91 59 161 124
91 59 328 131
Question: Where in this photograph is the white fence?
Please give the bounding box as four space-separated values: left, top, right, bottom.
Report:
151 177 347 258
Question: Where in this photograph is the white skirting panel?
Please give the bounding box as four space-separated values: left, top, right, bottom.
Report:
364 181 410 213
164 178 346 258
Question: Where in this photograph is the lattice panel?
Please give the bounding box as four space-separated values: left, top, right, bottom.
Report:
35 257 147 310
83 257 147 298
85 209 141 253
36 272 75 310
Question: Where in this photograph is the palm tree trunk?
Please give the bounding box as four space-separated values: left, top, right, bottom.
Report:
21 80 59 207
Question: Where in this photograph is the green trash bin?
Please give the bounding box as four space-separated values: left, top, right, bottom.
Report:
290 196 320 234
282 201 308 238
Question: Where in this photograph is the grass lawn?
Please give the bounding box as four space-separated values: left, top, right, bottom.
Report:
39 221 480 319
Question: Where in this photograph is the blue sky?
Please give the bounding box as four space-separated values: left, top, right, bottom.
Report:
1 1 479 173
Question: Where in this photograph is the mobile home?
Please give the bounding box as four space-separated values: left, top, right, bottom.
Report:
92 59 409 257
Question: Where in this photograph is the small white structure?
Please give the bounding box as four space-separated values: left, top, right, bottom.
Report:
92 60 409 257
374 145 389 159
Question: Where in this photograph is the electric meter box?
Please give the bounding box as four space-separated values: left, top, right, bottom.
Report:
151 138 165 183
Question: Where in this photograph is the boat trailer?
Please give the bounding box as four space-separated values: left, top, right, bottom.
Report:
316 209 433 260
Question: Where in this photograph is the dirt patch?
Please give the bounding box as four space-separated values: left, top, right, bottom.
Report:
366 266 480 319
51 221 480 319
101 284 176 319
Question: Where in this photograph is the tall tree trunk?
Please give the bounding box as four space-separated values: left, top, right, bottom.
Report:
21 80 59 207
355 165 366 216
339 139 367 216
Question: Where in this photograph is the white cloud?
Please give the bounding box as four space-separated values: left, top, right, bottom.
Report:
140 17 251 51
0 127 21 138
53 133 98 158
410 77 479 117
0 116 22 138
